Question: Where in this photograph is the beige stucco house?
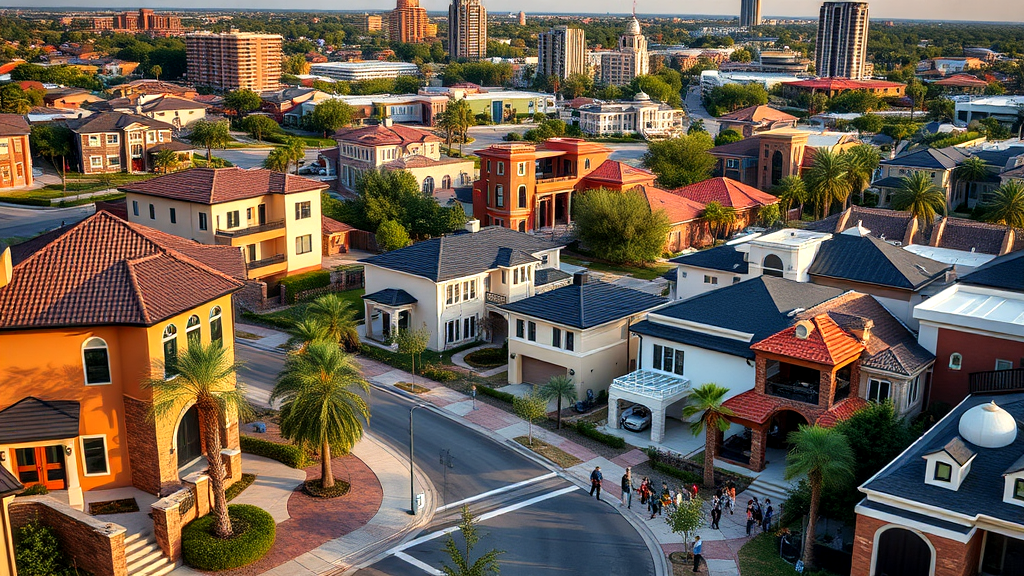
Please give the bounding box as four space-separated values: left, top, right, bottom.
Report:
119 167 329 281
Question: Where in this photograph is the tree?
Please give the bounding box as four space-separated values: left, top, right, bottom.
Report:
223 89 262 117
952 156 991 206
826 90 880 113
376 219 411 251
703 83 768 116
241 114 280 143
443 98 474 155
287 318 329 352
701 201 737 240
927 98 955 123
143 342 251 539
572 188 672 265
559 73 593 100
851 114 884 134
881 121 921 146
772 175 807 217
891 171 947 224
906 80 926 118
805 149 851 219
272 342 370 490
681 383 734 487
0 84 32 114
188 119 231 162
980 180 1024 229
641 132 716 189
843 144 881 208
441 506 504 576
538 375 576 430
758 203 782 227
263 147 291 172
784 425 855 571
307 293 360 352
512 391 548 446
153 148 179 174
687 119 706 134
729 48 753 62
305 99 355 137
392 325 430 380
666 496 706 557
150 64 162 81
30 124 73 192
713 128 743 146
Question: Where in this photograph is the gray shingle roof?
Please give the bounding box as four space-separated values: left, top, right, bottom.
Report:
808 233 950 290
0 466 22 497
363 288 417 306
631 319 756 358
871 176 905 188
959 251 1024 293
360 227 563 282
671 245 749 274
535 268 571 286
495 248 539 268
500 281 667 329
0 397 80 444
67 111 174 133
881 147 967 170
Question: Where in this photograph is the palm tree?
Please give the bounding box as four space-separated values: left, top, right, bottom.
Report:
891 172 947 224
263 147 290 172
143 342 251 539
538 375 577 430
952 157 991 209
843 145 880 209
283 137 307 175
681 383 734 488
980 180 1024 229
701 201 737 240
307 294 360 351
287 317 329 351
271 342 370 490
153 149 179 174
772 175 807 219
805 149 851 219
784 425 855 571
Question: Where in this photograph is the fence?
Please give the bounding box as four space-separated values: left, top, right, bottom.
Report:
349 230 379 252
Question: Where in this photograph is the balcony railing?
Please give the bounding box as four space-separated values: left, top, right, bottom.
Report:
535 175 576 184
969 368 1024 395
216 219 286 238
485 292 507 305
246 254 286 271
766 379 820 405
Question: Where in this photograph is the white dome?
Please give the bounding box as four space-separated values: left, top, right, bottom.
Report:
635 91 651 101
959 401 1017 448
626 17 641 36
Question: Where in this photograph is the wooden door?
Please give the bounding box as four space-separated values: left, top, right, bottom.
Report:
15 446 67 490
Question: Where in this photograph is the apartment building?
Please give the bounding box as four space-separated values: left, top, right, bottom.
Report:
360 14 383 32
186 31 282 91
815 2 870 80
388 0 431 43
740 0 761 27
598 17 649 86
67 112 175 175
120 167 329 281
0 115 32 190
449 0 487 61
537 26 586 80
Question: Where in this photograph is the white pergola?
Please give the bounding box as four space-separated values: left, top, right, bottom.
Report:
608 369 691 443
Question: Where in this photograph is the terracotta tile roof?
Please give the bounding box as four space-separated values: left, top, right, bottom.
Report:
119 167 328 204
816 398 869 427
0 114 30 137
783 78 906 91
0 211 244 330
636 184 706 223
934 74 989 87
334 123 441 146
719 105 798 124
669 177 779 210
723 390 784 425
752 313 865 366
581 159 656 185
323 215 356 235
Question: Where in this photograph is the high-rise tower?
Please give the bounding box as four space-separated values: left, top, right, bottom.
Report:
740 0 762 27
538 26 586 80
449 0 488 61
815 2 870 79
388 0 431 44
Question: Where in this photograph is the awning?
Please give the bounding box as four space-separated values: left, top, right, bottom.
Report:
363 288 417 307
0 397 80 444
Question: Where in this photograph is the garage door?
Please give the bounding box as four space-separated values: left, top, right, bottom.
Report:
521 356 566 385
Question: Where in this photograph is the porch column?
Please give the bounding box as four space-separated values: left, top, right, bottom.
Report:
64 438 83 509
650 407 667 444
389 311 398 336
749 427 767 472
565 192 572 226
607 396 621 430
364 301 374 339
819 370 835 410
549 197 556 228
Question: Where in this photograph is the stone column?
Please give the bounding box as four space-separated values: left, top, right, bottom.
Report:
607 396 621 430
565 192 573 226
364 301 374 339
63 438 84 510
650 407 666 444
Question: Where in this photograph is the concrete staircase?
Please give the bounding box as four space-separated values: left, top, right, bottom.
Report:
124 530 176 576
742 476 792 505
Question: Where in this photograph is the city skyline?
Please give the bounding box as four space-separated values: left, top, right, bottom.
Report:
3 0 1023 22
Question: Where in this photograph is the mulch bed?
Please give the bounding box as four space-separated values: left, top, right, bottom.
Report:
89 498 139 515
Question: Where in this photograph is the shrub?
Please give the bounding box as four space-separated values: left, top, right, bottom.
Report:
651 460 703 485
14 522 75 576
573 420 626 449
226 473 258 501
278 270 332 304
18 484 49 496
181 504 275 571
240 435 308 468
463 347 507 368
422 364 459 382
477 385 515 403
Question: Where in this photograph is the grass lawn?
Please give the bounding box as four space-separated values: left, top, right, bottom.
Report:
562 255 672 281
514 436 582 468
241 289 366 331
738 532 800 576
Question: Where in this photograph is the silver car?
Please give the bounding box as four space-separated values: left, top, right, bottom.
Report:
620 405 652 432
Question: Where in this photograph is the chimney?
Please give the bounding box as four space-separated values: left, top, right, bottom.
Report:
849 318 874 344
464 218 480 233
0 246 12 290
573 271 589 286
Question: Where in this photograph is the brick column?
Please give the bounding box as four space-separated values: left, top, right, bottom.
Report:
221 449 242 485
819 369 835 410
755 357 767 394
749 427 767 471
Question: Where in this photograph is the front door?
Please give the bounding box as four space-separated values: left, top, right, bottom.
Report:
258 204 267 225
176 405 202 468
15 446 67 490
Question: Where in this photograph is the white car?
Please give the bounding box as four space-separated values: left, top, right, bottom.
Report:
620 405 652 432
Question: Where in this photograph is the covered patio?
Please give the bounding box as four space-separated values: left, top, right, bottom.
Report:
361 288 416 344
608 369 690 443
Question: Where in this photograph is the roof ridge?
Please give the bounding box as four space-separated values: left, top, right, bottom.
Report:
124 221 244 286
123 259 153 326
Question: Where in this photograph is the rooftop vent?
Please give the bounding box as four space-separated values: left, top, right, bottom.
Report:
794 319 815 340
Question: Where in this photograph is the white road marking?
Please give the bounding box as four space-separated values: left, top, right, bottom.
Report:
394 552 444 575
435 472 558 513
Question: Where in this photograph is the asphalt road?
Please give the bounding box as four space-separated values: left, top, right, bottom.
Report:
685 86 721 136
0 203 94 240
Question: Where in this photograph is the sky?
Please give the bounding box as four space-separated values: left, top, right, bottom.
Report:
3 0 1024 23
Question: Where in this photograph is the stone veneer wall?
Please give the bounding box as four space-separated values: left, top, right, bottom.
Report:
151 472 213 561
9 496 127 576
123 395 179 495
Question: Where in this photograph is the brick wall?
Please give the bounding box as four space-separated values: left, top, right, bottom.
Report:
152 473 214 561
123 395 179 495
9 497 127 576
851 513 984 576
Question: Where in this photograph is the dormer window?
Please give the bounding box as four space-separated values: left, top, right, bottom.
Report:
922 437 976 491
934 462 952 482
1014 478 1024 501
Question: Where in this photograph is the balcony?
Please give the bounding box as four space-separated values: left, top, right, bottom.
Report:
485 292 507 305
216 219 285 238
766 379 820 405
969 368 1024 395
246 253 286 271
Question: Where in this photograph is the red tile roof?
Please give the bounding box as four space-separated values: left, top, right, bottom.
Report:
670 177 778 210
722 390 784 425
119 167 328 204
582 159 656 185
323 215 356 235
816 398 869 427
751 314 865 366
933 74 989 88
0 211 244 330
783 78 907 91
719 105 798 124
334 123 441 146
636 185 706 223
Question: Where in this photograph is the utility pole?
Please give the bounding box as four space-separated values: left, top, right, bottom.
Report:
409 404 426 515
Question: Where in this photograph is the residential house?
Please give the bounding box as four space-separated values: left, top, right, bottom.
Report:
709 128 859 191
668 177 779 234
852 393 1024 576
260 87 330 123
717 105 799 138
961 144 1024 209
873 147 968 210
322 215 357 255
67 112 176 174
932 73 989 95
0 115 32 190
43 88 104 109
119 167 329 282
333 122 474 196
914 251 1024 408
501 277 667 398
137 95 210 129
359 224 565 351
636 184 712 252
107 79 199 102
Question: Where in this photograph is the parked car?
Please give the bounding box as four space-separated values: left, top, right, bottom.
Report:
620 404 652 432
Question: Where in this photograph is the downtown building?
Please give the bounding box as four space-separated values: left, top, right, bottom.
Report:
740 0 762 28
537 26 587 80
185 31 282 91
815 1 870 79
449 0 488 61
389 0 432 43
597 17 649 86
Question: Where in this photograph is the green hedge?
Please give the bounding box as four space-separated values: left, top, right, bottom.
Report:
279 270 332 304
477 384 515 403
651 460 703 485
422 364 458 382
182 504 275 571
573 420 626 449
240 436 308 468
0 196 51 206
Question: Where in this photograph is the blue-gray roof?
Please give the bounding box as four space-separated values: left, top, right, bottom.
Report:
631 318 756 358
871 176 905 188
363 288 417 306
856 500 973 536
881 147 966 170
0 466 21 497
808 233 950 290
959 251 1024 293
535 267 571 286
360 227 563 282
500 281 667 329
670 244 749 274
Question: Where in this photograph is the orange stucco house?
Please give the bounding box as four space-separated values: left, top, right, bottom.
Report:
0 211 246 508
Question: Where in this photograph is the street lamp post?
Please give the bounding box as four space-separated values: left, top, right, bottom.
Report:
409 404 426 515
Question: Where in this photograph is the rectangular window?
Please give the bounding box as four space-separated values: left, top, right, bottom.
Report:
295 201 311 220
83 347 111 385
502 269 507 284
486 160 491 172
90 156 103 168
246 207 252 221
146 131 156 143
464 316 476 339
653 344 663 370
211 315 223 348
199 212 208 231
552 327 562 348
517 161 526 176
673 350 685 375
107 155 120 167
132 200 139 216
868 379 891 403
513 267 519 285
528 321 536 342
496 185 504 208
445 319 461 344
565 332 574 351
663 346 674 373
907 375 920 407
704 275 718 285
106 134 118 145
516 319 525 338
227 211 240 228
295 234 312 254
149 204 155 220
934 461 952 482
170 207 176 224
446 285 454 305
996 359 1014 371
1015 478 1024 501
469 280 476 299
497 161 505 175
81 436 109 476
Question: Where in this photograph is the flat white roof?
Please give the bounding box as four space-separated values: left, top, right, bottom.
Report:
904 244 996 269
310 61 419 70
915 284 1024 339
752 228 831 248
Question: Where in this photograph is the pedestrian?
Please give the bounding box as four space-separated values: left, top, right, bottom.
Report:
746 501 756 536
660 484 672 514
589 466 603 500
752 497 763 527
763 501 774 532
639 477 652 506
728 483 737 515
648 493 662 519
620 467 634 508
710 494 722 529
692 535 703 573
691 483 699 500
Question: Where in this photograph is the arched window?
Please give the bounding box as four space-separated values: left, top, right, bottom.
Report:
442 175 452 189
873 527 933 576
210 306 223 348
186 315 201 347
950 353 963 370
422 176 435 194
518 220 527 232
518 185 527 208
771 150 784 186
762 254 784 277
82 337 111 385
163 324 178 378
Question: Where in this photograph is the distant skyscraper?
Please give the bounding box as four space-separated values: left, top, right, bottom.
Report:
518 11 526 25
815 1 870 79
389 0 431 44
449 0 487 61
740 0 761 27
598 16 648 86
538 26 586 80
